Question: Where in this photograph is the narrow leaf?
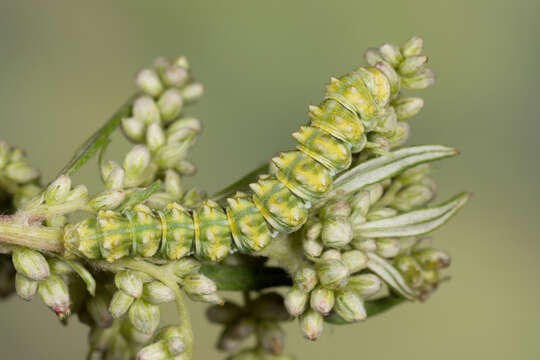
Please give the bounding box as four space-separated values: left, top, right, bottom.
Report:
118 181 161 211
355 192 470 238
325 297 406 325
65 260 96 296
201 264 291 291
57 94 136 178
325 145 458 202
367 253 417 300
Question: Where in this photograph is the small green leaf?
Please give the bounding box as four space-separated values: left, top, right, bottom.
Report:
200 264 291 291
65 259 96 296
56 94 136 178
118 181 161 211
325 297 405 325
354 192 470 238
366 253 417 300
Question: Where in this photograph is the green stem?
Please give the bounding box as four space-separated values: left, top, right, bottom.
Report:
0 217 63 253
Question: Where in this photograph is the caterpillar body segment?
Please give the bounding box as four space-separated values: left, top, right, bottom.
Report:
64 57 429 263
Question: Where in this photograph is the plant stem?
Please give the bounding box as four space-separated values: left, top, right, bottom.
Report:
0 217 63 252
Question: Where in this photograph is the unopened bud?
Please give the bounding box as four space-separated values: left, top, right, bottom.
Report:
284 285 308 316
12 247 50 281
157 326 186 354
182 188 205 207
392 184 434 211
310 286 335 315
115 271 143 298
105 166 126 190
401 68 435 90
300 309 324 341
321 217 353 248
351 238 376 252
90 190 125 210
142 281 175 304
342 250 368 273
375 238 401 258
257 322 285 355
15 273 38 301
206 301 242 324
379 43 403 67
38 274 71 319
124 145 152 178
44 175 71 204
146 123 166 153
164 170 183 199
334 290 366 322
129 299 160 334
401 36 424 57
173 56 189 70
182 274 216 295
398 55 428 76
86 292 113 328
166 117 201 144
320 200 351 219
153 56 170 73
109 290 135 318
302 220 323 257
395 254 423 288
413 248 451 270
294 267 318 292
180 83 204 103
347 274 382 297
364 48 384 66
392 96 424 121
171 258 200 278
163 65 189 88
188 292 224 305
136 69 164 97
316 259 349 290
48 258 73 275
320 249 342 260
375 61 400 96
155 144 186 169
158 88 183 123
250 292 290 322
4 161 39 183
176 160 197 176
133 96 161 124
122 117 146 142
136 341 169 360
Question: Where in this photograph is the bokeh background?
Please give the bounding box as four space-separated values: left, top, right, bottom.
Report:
1 0 539 359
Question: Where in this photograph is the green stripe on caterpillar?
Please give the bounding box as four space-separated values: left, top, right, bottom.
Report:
65 37 435 263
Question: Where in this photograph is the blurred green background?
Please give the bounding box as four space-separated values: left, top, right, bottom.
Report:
1 0 539 359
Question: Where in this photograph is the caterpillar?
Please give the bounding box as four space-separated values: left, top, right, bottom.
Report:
65 39 431 263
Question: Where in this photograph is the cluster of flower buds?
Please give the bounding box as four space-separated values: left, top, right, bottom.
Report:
360 37 435 155
206 292 294 360
0 141 41 208
136 326 188 360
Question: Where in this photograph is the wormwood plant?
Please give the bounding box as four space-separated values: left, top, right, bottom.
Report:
0 36 469 360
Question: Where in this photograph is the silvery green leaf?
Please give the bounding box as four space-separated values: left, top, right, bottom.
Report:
65 259 96 296
355 192 470 238
366 252 417 300
325 145 458 202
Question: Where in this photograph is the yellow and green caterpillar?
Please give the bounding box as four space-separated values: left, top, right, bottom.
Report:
65 60 409 263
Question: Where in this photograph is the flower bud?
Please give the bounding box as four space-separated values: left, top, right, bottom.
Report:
15 273 38 301
392 96 424 121
0 142 9 169
164 169 183 199
166 117 201 144
48 258 73 275
182 187 205 207
38 274 71 319
124 145 152 178
316 259 349 290
105 166 126 190
12 247 50 281
44 175 71 204
375 238 401 258
122 117 146 142
398 54 428 76
182 274 217 295
4 161 40 183
206 301 242 324
153 56 170 73
109 290 135 318
367 207 398 221
250 292 290 322
175 160 197 176
375 61 400 95
129 299 160 334
188 292 224 305
334 290 366 322
163 65 189 88
364 48 384 66
158 88 183 123
89 190 126 210
319 200 351 219
342 250 368 273
394 254 423 288
320 249 341 260
115 271 143 298
142 281 176 304
156 326 186 354
391 184 434 211
65 184 89 203
401 68 435 90
136 69 164 97
401 36 424 57
284 285 308 316
310 286 335 315
302 220 323 257
173 56 189 70
171 258 200 278
347 274 382 297
351 238 376 252
86 292 114 328
413 248 451 270
155 144 186 169
321 217 353 248
136 341 169 360
146 123 166 153
378 43 403 67
294 267 318 292
299 309 323 341
349 190 372 217
180 83 204 103
257 322 285 355
133 96 161 124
